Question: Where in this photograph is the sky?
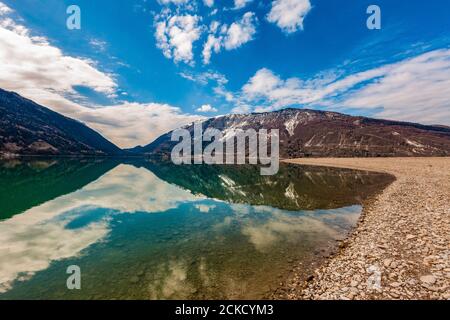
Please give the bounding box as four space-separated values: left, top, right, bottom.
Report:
0 0 449 148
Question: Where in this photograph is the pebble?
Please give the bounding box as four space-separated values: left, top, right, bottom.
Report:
420 275 436 285
285 158 450 300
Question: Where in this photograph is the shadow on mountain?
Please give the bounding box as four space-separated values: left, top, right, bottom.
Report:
130 160 395 211
0 158 120 220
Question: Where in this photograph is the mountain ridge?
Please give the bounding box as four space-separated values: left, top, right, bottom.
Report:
128 108 450 158
0 88 123 157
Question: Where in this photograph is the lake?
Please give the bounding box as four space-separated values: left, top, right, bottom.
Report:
0 159 394 299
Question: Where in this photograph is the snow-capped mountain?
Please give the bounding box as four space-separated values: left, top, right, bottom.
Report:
129 108 450 157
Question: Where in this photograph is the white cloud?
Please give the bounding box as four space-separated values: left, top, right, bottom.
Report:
203 0 214 8
89 38 108 52
231 104 252 114
77 103 202 148
158 0 190 5
243 68 282 97
224 12 257 50
155 14 203 65
202 34 222 64
0 5 202 148
0 21 117 98
240 49 450 125
241 67 387 110
0 2 11 15
180 70 228 85
202 12 257 64
214 85 236 102
196 104 218 112
153 3 257 64
267 0 312 33
341 49 450 124
234 0 253 10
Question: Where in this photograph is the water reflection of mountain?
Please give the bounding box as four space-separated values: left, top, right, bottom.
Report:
0 159 394 298
136 161 395 211
0 159 395 220
0 159 119 220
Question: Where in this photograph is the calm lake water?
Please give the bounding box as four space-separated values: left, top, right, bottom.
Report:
0 159 394 299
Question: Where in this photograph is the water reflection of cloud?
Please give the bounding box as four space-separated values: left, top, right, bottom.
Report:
194 204 217 213
234 205 360 252
146 257 214 300
147 260 191 300
0 165 203 293
0 220 108 293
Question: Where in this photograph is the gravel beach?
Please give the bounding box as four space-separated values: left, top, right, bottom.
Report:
284 157 450 300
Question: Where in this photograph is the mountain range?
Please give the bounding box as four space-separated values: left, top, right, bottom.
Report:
1 88 450 158
128 108 450 158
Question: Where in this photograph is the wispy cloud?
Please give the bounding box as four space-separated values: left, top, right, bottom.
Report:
89 38 108 52
235 48 450 125
341 49 450 124
233 0 254 10
179 70 228 86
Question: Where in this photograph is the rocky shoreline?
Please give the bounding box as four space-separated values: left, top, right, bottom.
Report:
283 157 450 300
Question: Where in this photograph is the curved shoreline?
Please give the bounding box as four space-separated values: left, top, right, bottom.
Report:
283 157 450 300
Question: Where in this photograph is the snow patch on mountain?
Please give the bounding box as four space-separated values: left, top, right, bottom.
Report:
284 115 300 136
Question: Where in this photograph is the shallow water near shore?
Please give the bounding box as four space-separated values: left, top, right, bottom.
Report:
0 159 394 299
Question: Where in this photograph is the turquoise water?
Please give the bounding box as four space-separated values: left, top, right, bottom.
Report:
0 159 393 299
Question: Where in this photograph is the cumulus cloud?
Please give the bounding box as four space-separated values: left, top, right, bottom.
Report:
0 4 202 148
214 85 236 103
203 0 214 8
267 0 312 33
77 103 202 148
153 1 258 64
239 49 450 125
224 12 257 49
202 12 257 64
0 2 11 14
196 104 218 112
155 13 203 65
234 0 253 10
202 33 222 64
0 18 117 98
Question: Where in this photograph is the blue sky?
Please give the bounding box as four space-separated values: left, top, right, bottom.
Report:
0 0 449 147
